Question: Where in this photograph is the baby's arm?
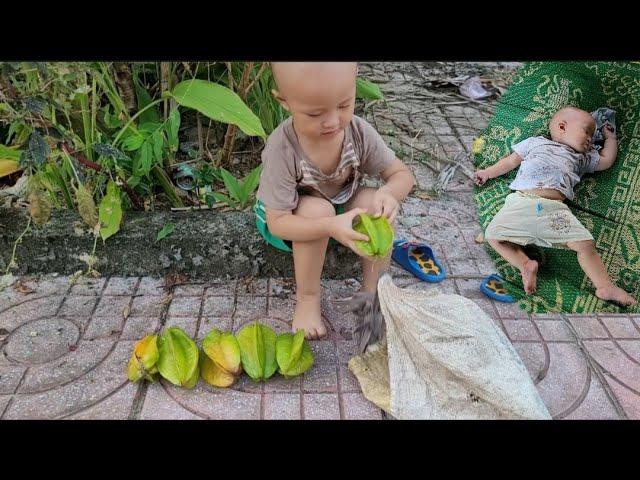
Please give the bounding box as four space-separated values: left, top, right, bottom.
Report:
371 158 415 222
474 152 523 185
595 125 618 171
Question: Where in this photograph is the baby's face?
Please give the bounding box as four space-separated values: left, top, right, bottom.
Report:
272 63 357 142
551 109 596 153
564 116 596 153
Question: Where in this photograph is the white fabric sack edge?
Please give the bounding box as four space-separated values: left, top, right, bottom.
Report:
377 274 551 419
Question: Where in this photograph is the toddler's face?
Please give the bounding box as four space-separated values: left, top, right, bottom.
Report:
272 63 357 142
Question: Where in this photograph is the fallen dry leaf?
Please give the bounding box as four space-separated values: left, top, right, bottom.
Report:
164 272 188 290
13 280 35 294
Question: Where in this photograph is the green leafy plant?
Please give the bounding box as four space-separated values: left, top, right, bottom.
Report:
356 78 384 100
354 213 394 258
156 222 175 242
98 180 123 241
208 164 262 210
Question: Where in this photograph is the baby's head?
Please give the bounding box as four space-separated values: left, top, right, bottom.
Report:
549 106 596 153
271 62 357 141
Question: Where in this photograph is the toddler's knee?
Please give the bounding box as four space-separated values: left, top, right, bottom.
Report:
295 197 335 218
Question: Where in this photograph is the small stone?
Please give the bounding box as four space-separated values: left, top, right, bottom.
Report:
475 232 484 243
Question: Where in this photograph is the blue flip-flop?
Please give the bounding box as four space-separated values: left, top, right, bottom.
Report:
392 239 446 283
480 273 516 303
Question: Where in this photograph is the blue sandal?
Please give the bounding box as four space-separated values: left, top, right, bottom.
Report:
480 274 516 303
391 239 446 283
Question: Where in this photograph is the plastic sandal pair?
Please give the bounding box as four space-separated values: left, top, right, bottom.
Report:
391 239 446 283
392 239 515 303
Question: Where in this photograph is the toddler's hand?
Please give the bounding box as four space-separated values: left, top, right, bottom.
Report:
329 208 371 257
474 169 491 186
371 189 400 222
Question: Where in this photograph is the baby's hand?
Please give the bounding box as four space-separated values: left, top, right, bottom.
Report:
603 124 616 140
474 169 491 186
329 208 371 257
372 188 399 223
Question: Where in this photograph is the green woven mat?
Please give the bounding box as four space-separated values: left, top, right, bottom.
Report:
473 61 640 314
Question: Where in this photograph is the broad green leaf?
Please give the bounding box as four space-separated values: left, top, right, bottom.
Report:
137 142 154 177
212 192 235 208
121 133 144 151
276 331 314 377
166 109 180 152
236 322 277 381
139 122 163 134
156 223 175 242
201 354 236 388
354 214 394 258
152 130 164 163
356 78 384 100
157 327 199 388
135 83 161 125
202 329 241 376
171 79 266 138
239 164 262 205
98 180 122 241
219 168 242 202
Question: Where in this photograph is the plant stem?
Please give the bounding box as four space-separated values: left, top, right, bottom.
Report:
112 99 164 145
152 165 184 208
4 217 32 275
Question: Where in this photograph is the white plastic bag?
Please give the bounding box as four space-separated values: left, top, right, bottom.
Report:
350 275 551 419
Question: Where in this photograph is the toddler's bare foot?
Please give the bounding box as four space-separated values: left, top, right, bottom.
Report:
519 260 539 294
292 294 327 340
596 284 637 306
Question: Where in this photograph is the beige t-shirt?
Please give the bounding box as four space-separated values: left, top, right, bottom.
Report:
256 115 397 211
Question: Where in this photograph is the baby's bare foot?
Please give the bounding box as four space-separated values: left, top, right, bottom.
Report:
292 294 327 340
596 284 637 306
520 260 539 295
